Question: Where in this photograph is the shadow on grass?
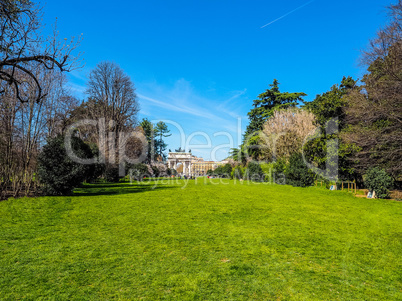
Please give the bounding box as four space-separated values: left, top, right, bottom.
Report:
73 181 176 197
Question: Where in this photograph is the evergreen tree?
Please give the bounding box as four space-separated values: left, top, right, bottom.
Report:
244 79 306 160
38 135 95 195
155 121 171 161
140 118 155 163
285 153 315 187
302 77 359 181
244 162 265 182
245 79 306 137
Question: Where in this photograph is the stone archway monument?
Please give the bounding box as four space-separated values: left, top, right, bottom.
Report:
168 148 193 176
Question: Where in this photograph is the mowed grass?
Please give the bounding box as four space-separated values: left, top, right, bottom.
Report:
0 178 401 300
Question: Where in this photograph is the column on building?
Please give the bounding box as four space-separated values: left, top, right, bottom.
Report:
188 161 192 176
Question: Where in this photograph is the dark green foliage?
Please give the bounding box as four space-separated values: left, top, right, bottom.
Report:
140 118 155 163
140 119 171 162
245 162 265 182
273 159 287 185
151 166 160 177
229 148 247 165
212 166 222 176
166 168 177 176
105 167 120 183
128 163 150 181
212 164 233 178
244 79 306 160
242 133 263 161
86 143 106 183
302 77 359 181
304 76 356 129
38 135 94 195
285 153 315 187
206 169 213 176
222 164 233 178
155 121 171 161
364 167 394 199
232 166 243 180
245 79 306 137
342 41 402 179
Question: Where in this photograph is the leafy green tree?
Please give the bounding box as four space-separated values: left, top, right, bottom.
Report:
151 165 160 177
285 153 315 187
244 162 265 182
231 166 244 179
140 118 155 163
303 77 359 181
128 163 151 181
244 79 306 160
167 168 177 176
105 167 120 183
38 135 94 195
304 76 356 129
86 143 106 183
342 27 402 179
246 79 306 137
273 159 287 185
364 167 394 199
214 164 232 178
155 121 171 161
213 166 223 177
229 147 249 165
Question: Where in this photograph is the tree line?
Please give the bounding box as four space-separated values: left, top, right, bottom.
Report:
0 1 172 199
229 1 401 197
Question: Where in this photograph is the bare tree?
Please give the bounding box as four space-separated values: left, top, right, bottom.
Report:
0 0 81 103
260 108 317 161
342 1 402 179
86 61 139 133
0 64 77 199
361 1 402 78
63 61 142 172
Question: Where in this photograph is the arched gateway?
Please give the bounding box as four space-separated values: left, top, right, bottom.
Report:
167 148 193 176
167 148 229 177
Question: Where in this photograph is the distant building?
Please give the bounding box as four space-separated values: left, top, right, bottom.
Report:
167 149 229 176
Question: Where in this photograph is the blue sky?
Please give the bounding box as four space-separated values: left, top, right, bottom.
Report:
42 0 392 160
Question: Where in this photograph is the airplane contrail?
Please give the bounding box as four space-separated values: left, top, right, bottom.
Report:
260 0 315 29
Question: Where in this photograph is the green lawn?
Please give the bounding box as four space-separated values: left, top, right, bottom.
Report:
0 178 401 300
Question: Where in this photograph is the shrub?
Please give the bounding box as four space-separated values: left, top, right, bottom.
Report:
260 162 275 182
167 168 177 176
232 166 243 179
85 143 105 183
38 135 93 195
273 159 287 184
222 163 233 178
285 153 315 187
105 166 120 183
214 164 232 178
151 166 160 177
364 167 394 199
245 162 265 182
128 163 151 181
